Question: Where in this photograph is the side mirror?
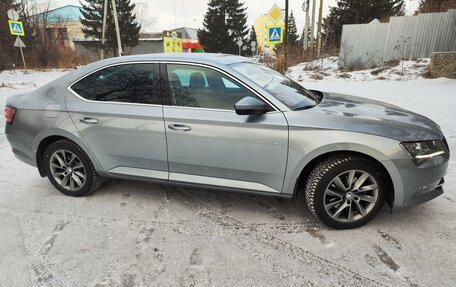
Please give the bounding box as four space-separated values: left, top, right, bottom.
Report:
234 96 271 116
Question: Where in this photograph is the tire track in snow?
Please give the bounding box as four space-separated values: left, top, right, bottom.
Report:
163 185 387 287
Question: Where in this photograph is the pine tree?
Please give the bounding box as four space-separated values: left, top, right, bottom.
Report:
198 0 249 54
415 0 456 14
80 0 141 56
244 25 257 56
324 0 405 46
287 10 300 47
249 25 257 45
198 0 230 53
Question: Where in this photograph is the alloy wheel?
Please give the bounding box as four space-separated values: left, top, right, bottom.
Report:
324 169 379 222
49 149 86 191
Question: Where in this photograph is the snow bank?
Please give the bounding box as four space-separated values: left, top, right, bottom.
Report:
287 56 431 82
0 69 70 89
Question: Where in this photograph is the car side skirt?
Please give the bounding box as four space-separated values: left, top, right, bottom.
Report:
103 167 287 197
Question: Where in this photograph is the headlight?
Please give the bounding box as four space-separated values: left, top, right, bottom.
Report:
400 140 447 165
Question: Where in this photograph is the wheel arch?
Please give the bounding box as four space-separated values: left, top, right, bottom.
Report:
34 129 102 177
293 150 395 207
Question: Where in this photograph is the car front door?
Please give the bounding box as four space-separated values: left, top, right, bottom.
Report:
162 63 288 193
66 63 168 180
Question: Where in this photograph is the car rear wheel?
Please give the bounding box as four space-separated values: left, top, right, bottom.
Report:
305 154 386 229
43 139 100 196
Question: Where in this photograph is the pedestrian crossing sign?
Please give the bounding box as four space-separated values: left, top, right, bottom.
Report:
266 25 283 45
8 20 25 36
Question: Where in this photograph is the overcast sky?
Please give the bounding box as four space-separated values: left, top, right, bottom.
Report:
52 0 420 33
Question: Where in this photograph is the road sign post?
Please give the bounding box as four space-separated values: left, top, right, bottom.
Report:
251 41 257 55
7 11 27 71
14 37 27 71
236 39 243 56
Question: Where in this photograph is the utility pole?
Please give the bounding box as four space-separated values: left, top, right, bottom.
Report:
310 0 316 49
316 0 323 56
303 0 310 49
100 0 108 59
284 0 289 66
111 0 123 56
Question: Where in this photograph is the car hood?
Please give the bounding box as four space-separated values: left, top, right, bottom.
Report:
285 92 443 142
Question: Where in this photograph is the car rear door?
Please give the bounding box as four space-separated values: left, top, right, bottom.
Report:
65 62 168 180
161 63 288 193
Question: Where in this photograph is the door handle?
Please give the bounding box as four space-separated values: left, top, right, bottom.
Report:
168 124 191 131
79 117 98 124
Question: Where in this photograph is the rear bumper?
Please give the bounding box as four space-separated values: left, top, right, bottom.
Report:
12 150 37 167
5 124 37 167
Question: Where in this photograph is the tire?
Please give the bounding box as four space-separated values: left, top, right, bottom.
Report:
305 153 386 229
43 139 100 196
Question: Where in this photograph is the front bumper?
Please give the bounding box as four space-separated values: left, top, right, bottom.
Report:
406 177 444 206
383 157 448 208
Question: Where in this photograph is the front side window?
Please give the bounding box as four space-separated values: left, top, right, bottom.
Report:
166 64 260 111
71 63 160 105
230 62 320 110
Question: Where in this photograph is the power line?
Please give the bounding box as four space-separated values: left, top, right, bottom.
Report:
182 0 186 27
173 0 177 27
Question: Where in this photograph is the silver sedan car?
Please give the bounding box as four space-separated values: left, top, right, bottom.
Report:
4 53 449 229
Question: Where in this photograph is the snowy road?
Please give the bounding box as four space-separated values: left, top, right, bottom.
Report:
1 69 455 286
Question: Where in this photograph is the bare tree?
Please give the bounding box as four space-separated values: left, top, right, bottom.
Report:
135 1 156 32
365 50 383 68
17 0 69 66
393 35 414 74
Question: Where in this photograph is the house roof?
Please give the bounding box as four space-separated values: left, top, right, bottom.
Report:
171 27 199 40
36 4 82 23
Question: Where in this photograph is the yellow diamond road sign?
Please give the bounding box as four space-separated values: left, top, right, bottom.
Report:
267 4 283 23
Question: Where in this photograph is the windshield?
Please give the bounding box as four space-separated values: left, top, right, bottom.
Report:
229 62 320 110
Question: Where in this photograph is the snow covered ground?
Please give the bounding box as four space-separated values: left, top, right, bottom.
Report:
287 56 431 82
0 63 456 286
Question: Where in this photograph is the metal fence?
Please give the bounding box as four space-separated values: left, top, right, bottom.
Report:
338 9 456 68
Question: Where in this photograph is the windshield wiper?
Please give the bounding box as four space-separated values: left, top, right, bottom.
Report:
295 104 316 111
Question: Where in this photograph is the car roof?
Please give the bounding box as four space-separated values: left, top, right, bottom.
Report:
93 53 251 66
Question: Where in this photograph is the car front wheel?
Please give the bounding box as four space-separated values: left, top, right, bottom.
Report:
43 139 100 196
305 154 386 229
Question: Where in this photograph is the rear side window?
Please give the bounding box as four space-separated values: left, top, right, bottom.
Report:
71 63 161 105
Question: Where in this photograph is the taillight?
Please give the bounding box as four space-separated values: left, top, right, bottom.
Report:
5 107 16 125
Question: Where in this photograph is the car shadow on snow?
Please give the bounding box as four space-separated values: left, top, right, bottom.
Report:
89 178 441 232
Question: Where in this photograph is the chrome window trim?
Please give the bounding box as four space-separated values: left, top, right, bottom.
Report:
161 61 280 112
66 60 280 112
67 61 163 108
161 104 283 114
